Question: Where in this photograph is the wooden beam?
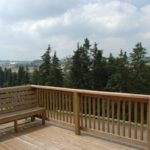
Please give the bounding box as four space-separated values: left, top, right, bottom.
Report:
74 92 80 135
14 120 18 132
148 99 150 150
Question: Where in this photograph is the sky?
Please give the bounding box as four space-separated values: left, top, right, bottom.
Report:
0 0 150 60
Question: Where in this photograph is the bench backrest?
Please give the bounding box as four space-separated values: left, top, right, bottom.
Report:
0 86 37 114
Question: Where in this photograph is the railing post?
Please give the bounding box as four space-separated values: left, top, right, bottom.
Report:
148 98 150 150
73 92 80 135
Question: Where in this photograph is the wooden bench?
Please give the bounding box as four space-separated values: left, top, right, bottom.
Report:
0 86 46 132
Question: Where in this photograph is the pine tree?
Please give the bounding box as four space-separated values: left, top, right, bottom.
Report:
24 66 30 84
39 45 51 85
105 53 117 86
105 50 130 92
63 57 72 87
70 46 82 88
17 66 26 85
70 39 91 89
50 52 63 86
12 72 18 86
0 67 4 87
91 43 107 90
32 67 40 84
130 43 147 94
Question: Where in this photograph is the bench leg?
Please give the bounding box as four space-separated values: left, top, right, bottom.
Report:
14 120 18 132
42 111 46 125
31 116 35 122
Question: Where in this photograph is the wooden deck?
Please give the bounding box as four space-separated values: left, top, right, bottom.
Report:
0 120 146 150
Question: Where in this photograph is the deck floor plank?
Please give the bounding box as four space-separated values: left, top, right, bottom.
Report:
0 121 146 150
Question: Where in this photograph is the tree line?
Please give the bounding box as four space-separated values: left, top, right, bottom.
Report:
0 38 150 95
0 66 30 87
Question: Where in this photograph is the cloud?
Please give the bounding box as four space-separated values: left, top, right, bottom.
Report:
0 0 149 60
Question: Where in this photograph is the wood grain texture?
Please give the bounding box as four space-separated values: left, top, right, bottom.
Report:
0 122 145 150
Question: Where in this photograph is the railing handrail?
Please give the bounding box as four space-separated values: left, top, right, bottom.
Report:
1 85 149 99
0 85 32 93
31 85 150 99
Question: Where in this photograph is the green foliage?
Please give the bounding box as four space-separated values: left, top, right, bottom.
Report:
50 52 63 87
31 67 40 84
130 43 149 94
70 39 91 89
0 66 30 88
0 40 149 95
106 50 130 92
39 45 51 85
17 66 30 85
62 57 72 87
34 45 63 87
91 43 107 90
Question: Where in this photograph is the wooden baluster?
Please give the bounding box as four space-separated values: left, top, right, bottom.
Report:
66 94 69 122
107 99 110 132
72 95 75 124
44 90 47 118
93 97 96 129
69 94 72 123
47 91 49 118
74 92 80 135
41 90 43 107
128 101 131 138
40 90 42 107
36 89 39 106
39 89 41 106
56 92 58 120
117 100 120 135
51 91 53 119
98 98 100 130
48 91 51 118
59 92 62 121
102 98 105 132
53 91 55 119
46 91 50 118
88 97 91 128
80 96 83 128
49 91 51 119
140 102 144 140
55 92 57 120
112 100 115 134
148 99 150 150
62 93 65 121
84 96 87 128
134 101 138 139
42 90 44 106
122 100 126 136
50 91 53 118
42 90 45 114
39 90 42 107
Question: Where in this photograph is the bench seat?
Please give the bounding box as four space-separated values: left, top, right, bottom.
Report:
0 86 46 132
0 107 46 132
0 107 45 123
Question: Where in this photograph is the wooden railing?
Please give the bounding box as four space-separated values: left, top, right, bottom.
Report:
0 85 149 149
32 85 150 149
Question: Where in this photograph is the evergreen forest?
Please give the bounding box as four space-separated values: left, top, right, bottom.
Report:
1 38 150 95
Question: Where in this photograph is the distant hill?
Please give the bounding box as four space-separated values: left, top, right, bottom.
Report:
30 59 43 66
0 59 42 68
144 57 150 62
